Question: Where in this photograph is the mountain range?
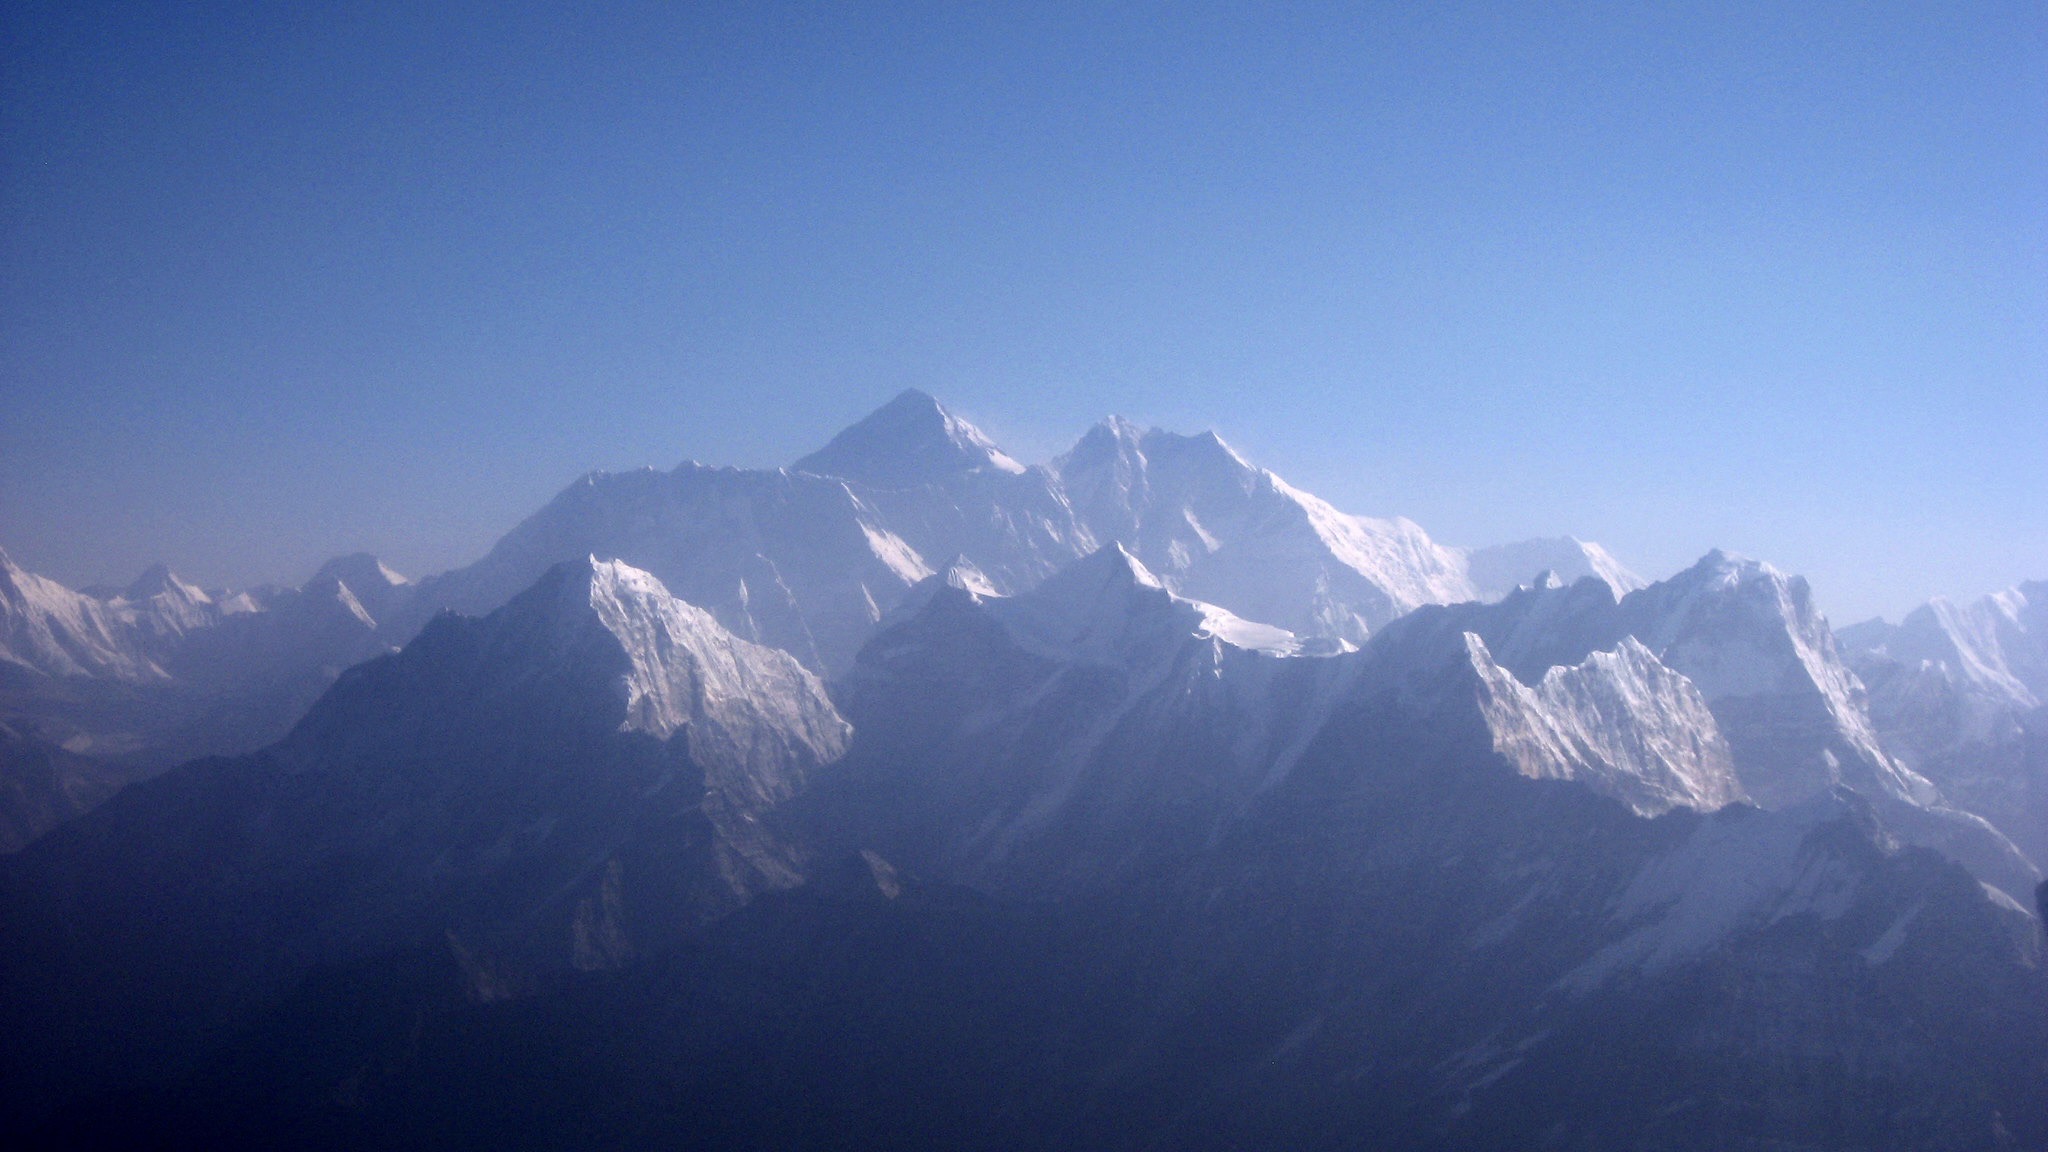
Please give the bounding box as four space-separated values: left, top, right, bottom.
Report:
0 392 2041 1149
0 391 1634 844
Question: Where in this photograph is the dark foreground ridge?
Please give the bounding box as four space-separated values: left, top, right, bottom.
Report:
22 781 2048 1152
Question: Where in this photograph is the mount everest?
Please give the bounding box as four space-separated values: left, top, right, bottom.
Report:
0 391 2042 1149
1 391 1635 700
0 390 1632 842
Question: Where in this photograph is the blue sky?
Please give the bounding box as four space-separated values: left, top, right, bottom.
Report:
2 1 2042 621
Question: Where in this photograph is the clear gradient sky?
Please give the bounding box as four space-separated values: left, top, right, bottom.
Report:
2 1 2042 622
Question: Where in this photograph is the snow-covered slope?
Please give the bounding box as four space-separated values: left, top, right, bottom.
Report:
1842 580 2048 870
406 463 946 674
1 549 180 680
987 544 1303 663
836 541 2027 895
1337 590 1746 819
0 556 852 1113
375 394 1659 695
268 553 850 920
1616 551 1927 806
112 565 222 648
807 394 1098 610
306 552 413 625
1055 417 1475 644
1557 789 2022 990
1463 536 1646 601
1436 552 1928 806
827 546 1348 890
0 547 413 695
1845 582 2047 714
817 542 2037 1108
411 393 1487 676
0 549 434 847
0 550 316 687
793 388 1026 487
1395 552 2038 903
825 545 1744 895
407 393 1113 676
4 509 2042 1147
562 557 851 870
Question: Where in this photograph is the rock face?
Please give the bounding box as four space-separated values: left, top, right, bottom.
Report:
0 558 847 1121
1382 552 2038 905
1467 634 1744 817
1842 580 2048 868
1614 552 1924 807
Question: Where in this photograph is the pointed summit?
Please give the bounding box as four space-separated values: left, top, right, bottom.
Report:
490 556 851 759
311 553 409 592
871 555 1004 635
1465 537 1645 602
793 390 1026 489
1057 415 1147 474
1032 541 1166 600
309 553 411 623
122 563 210 606
296 571 378 630
122 563 174 600
991 544 1298 664
0 551 167 680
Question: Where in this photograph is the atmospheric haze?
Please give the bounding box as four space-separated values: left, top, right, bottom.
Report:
2 2 2043 623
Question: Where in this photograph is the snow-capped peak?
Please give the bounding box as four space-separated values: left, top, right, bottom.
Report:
1159 427 1254 474
1849 584 2045 713
120 563 212 607
0 550 172 680
1626 550 1847 702
1465 537 1645 602
305 553 413 625
1041 540 1167 595
1611 550 1955 814
792 389 1026 489
512 557 850 765
988 544 1301 663
1258 472 1478 620
871 555 1005 637
1053 420 1473 644
312 552 411 592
